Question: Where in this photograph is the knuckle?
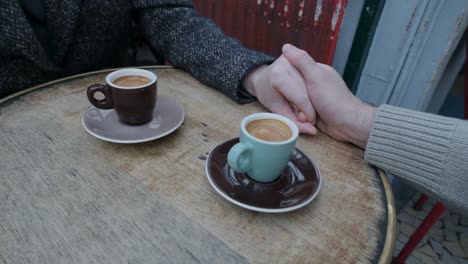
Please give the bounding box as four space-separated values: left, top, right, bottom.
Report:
269 66 283 78
274 79 287 90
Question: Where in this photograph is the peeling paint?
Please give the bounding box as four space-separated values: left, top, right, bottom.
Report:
331 0 342 31
314 0 322 22
455 8 468 33
282 0 290 25
406 7 417 32
192 0 344 65
298 0 305 20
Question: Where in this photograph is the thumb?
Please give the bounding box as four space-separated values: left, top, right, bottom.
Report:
282 44 320 84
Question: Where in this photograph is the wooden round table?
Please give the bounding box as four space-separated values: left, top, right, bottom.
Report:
0 67 396 263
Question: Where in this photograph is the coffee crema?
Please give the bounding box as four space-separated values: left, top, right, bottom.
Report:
113 75 151 87
246 118 292 142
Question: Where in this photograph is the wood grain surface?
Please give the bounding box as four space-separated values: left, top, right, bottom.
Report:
0 67 395 264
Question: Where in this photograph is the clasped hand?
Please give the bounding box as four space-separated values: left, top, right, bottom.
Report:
243 44 375 148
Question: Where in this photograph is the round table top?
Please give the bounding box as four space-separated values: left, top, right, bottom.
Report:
0 67 396 263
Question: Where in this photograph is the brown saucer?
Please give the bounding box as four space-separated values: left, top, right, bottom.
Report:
206 138 321 213
82 95 184 144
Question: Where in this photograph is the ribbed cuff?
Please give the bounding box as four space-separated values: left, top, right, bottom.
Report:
364 105 466 211
441 117 468 213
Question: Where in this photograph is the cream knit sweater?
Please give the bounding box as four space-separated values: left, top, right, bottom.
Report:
365 105 468 214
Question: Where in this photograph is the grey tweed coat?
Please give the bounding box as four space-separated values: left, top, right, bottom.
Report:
0 0 274 102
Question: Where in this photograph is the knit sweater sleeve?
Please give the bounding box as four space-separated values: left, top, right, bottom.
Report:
364 105 468 214
133 0 275 104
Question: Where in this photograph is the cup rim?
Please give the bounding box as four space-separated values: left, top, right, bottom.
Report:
106 68 157 90
240 113 299 145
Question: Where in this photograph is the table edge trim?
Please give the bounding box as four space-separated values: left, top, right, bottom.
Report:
378 169 397 264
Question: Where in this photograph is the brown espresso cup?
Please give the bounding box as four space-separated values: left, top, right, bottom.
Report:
87 69 158 125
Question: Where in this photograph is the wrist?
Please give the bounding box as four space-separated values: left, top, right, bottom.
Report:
242 65 268 97
345 100 376 148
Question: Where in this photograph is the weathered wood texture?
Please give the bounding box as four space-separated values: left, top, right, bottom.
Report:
0 68 393 263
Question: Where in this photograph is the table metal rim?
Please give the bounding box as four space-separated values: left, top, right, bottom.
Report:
378 169 397 264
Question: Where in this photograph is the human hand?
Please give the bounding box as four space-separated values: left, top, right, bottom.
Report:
242 55 317 134
282 44 375 148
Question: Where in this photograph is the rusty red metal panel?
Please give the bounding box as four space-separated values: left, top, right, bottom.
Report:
192 0 346 64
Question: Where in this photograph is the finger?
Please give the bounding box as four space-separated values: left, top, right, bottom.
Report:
278 54 305 86
281 44 320 84
297 112 308 123
292 106 316 133
291 104 309 123
297 122 318 135
291 104 305 122
277 55 308 89
271 100 302 125
276 54 317 124
316 118 327 133
273 76 316 125
291 104 299 115
285 62 317 124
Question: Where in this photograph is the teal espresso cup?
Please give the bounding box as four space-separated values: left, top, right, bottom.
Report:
227 113 299 183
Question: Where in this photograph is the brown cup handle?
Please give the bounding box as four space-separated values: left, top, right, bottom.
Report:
87 84 114 109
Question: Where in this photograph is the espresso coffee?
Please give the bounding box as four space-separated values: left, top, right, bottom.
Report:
246 118 292 142
88 69 157 125
113 75 151 87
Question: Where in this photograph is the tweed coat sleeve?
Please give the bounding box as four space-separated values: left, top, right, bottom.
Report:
134 0 275 104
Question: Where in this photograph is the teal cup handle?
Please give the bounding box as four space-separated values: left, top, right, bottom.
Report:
227 142 253 173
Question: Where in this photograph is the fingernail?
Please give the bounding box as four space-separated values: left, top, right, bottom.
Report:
282 44 294 54
298 112 307 122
